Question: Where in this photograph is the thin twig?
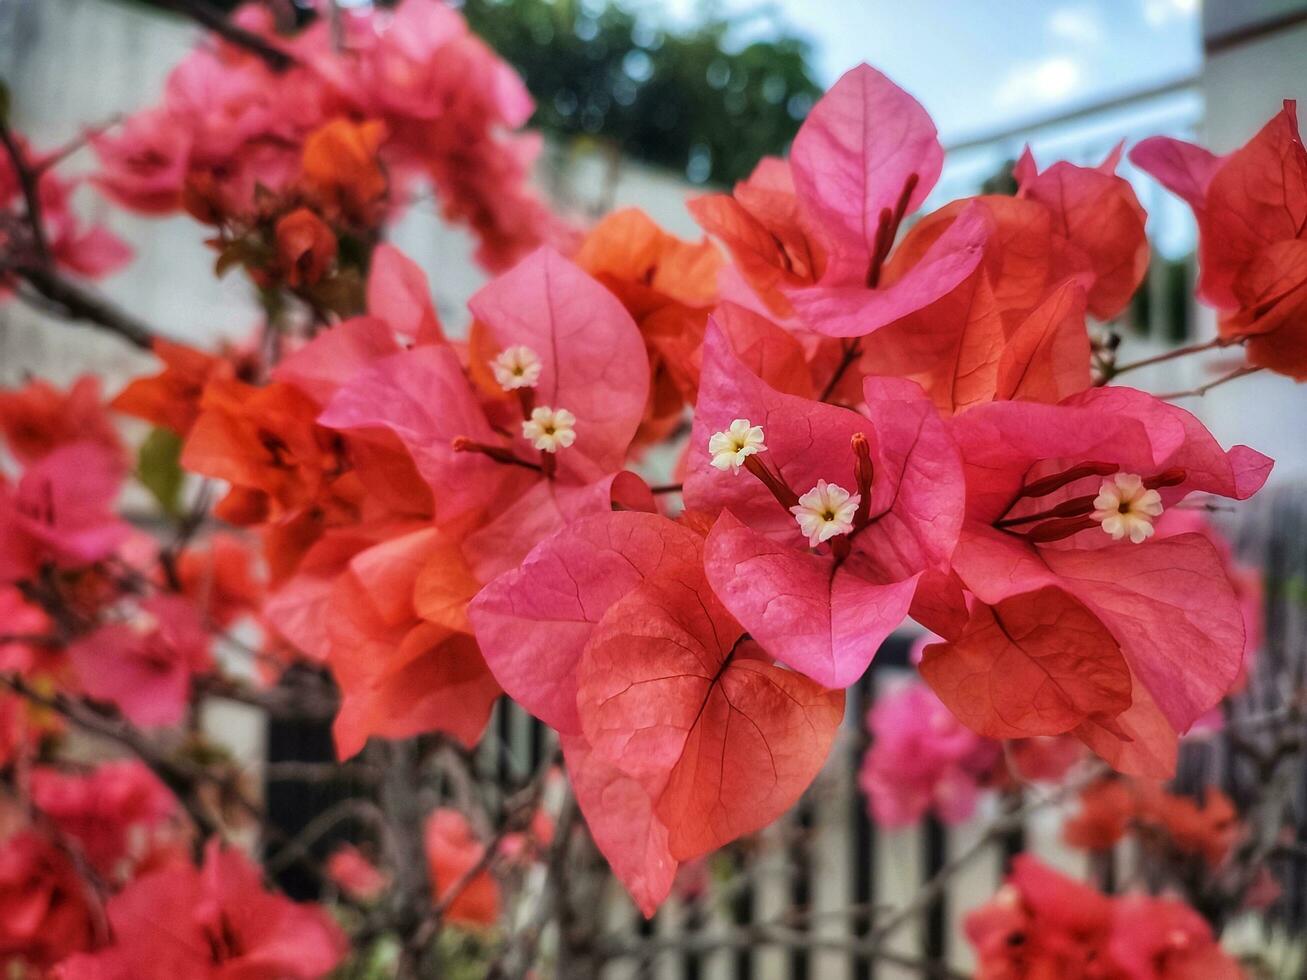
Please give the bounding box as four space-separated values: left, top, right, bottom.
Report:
0 672 272 838
1106 336 1223 378
145 0 298 71
0 121 50 264
600 925 969 979
487 790 578 979
264 798 387 877
1158 365 1263 400
14 264 158 349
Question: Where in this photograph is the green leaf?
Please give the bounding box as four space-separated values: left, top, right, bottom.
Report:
137 427 185 517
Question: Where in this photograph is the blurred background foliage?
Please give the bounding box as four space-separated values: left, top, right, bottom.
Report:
454 0 821 185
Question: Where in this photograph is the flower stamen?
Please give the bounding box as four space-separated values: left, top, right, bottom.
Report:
1091 472 1164 543
790 480 861 548
491 345 542 391
709 419 767 474
850 432 874 529
522 406 576 454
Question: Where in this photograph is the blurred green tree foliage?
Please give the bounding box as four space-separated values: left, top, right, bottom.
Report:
456 0 822 185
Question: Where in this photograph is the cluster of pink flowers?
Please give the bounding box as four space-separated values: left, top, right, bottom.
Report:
92 0 570 273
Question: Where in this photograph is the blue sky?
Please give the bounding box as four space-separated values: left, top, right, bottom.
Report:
650 0 1201 145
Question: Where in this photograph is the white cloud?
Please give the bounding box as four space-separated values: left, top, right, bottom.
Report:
994 56 1082 110
1144 0 1199 27
1048 6 1105 44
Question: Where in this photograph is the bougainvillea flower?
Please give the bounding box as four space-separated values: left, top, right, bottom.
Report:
31 761 175 877
0 375 123 466
91 106 193 214
788 64 941 285
55 841 346 979
321 247 654 579
300 118 388 224
0 442 132 583
93 0 566 269
183 377 366 582
1139 785 1238 866
779 67 987 338
858 679 1001 828
0 587 53 674
1109 894 1244 979
469 511 702 734
1133 102 1307 378
966 854 1116 979
1063 777 1136 852
111 338 235 436
326 845 388 903
68 594 212 728
1012 146 1150 321
175 532 265 629
572 208 721 440
473 508 841 916
183 378 343 524
0 831 94 970
365 243 445 345
685 321 963 688
972 856 1247 978
688 157 825 318
424 808 499 926
572 542 843 915
324 525 500 758
919 585 1132 740
787 202 991 339
940 387 1270 758
275 206 337 287
696 64 988 339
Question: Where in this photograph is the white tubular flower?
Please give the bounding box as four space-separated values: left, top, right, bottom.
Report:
708 418 767 473
790 480 861 547
522 406 576 453
1091 472 1164 544
491 345 543 390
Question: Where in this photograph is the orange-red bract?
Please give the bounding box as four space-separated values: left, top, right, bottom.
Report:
275 207 337 287
424 808 499 926
576 566 844 872
300 118 388 223
920 587 1132 740
111 338 234 436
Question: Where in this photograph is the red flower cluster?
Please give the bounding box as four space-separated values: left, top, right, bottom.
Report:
967 856 1242 979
